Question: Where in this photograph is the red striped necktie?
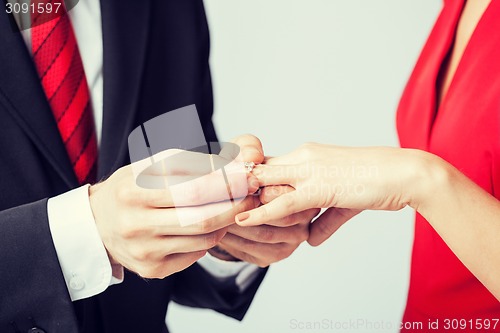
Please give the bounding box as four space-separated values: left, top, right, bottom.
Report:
31 4 98 184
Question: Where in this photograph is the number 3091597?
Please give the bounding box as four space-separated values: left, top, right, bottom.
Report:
6 2 62 14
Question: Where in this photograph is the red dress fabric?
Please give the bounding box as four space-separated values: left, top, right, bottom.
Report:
396 0 500 331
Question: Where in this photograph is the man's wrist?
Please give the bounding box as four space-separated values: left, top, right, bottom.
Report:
47 185 118 301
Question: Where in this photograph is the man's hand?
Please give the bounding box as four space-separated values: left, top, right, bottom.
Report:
209 137 320 267
217 185 320 267
207 134 265 261
89 134 264 279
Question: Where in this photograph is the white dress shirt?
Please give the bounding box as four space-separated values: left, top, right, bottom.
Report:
13 0 259 301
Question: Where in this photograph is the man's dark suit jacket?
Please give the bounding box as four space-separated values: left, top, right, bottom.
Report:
0 1 266 332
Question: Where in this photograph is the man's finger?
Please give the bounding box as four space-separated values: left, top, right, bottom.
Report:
139 150 227 176
224 134 264 164
215 243 258 266
136 251 207 279
220 233 286 262
139 164 250 207
227 222 309 244
133 230 226 262
308 208 362 246
160 230 227 256
151 196 259 235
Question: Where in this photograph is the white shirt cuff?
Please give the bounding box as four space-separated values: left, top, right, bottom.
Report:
197 253 262 292
47 185 122 301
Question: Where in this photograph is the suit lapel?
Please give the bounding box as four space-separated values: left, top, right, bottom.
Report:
98 0 151 178
0 10 78 188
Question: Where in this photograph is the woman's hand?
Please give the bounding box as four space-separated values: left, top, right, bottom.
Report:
233 142 500 300
235 143 428 245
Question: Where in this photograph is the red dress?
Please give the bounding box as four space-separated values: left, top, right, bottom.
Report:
397 0 500 331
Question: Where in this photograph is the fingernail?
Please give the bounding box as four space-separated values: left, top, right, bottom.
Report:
244 147 262 159
248 147 261 154
235 212 250 224
249 177 260 191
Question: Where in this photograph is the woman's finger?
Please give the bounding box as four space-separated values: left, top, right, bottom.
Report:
235 190 311 226
252 164 297 187
262 154 295 166
259 185 294 204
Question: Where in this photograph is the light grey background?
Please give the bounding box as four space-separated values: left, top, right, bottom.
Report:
167 1 442 332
